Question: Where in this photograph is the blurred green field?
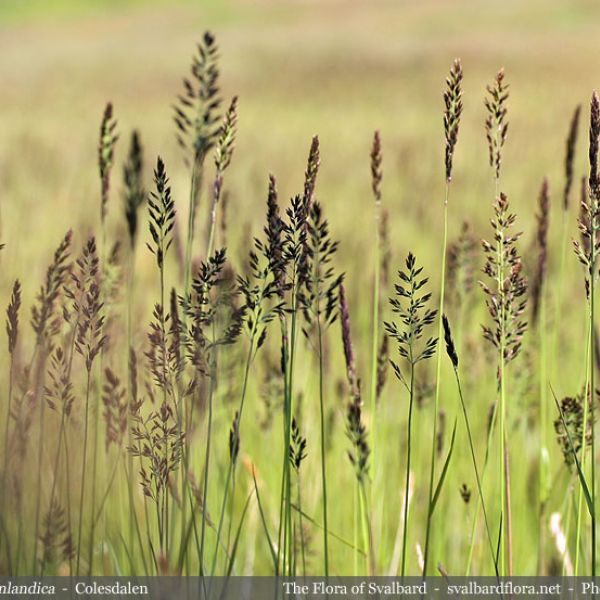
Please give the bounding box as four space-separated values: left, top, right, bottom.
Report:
0 2 596 241
1 0 600 577
1 0 599 297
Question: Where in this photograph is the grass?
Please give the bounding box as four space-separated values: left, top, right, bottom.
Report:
0 0 600 577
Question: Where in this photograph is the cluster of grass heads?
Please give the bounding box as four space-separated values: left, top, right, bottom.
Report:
1 31 600 578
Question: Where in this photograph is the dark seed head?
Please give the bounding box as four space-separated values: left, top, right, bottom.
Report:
442 314 459 369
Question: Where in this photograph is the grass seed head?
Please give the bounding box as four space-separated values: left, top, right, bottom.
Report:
484 68 509 180
444 58 463 182
589 91 600 198
147 156 176 270
99 102 119 224
6 279 21 355
123 130 145 249
102 367 127 451
31 230 73 345
531 177 550 325
563 105 581 210
339 283 360 405
553 389 595 470
481 193 528 365
174 31 222 166
370 130 382 203
442 314 458 369
384 252 438 372
346 398 370 483
289 417 307 472
229 410 241 465
303 135 320 211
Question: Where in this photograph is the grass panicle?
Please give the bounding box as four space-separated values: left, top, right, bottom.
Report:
207 96 238 258
564 105 582 211
123 130 145 249
99 103 118 226
531 177 550 325
385 252 437 577
444 58 463 182
423 57 464 576
485 69 509 181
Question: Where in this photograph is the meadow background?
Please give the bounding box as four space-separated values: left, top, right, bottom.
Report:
1 0 600 577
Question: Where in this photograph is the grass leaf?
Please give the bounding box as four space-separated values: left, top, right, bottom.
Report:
252 468 278 570
431 418 457 513
225 490 254 577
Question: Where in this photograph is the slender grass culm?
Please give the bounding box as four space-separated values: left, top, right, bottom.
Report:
441 314 498 576
570 180 592 576
549 111 580 575
276 138 319 577
369 130 383 466
340 283 373 575
554 106 581 370
590 93 599 579
551 385 595 576
301 200 342 577
187 251 244 575
573 91 600 576
31 231 73 576
530 177 550 574
1 280 20 573
423 57 463 576
384 253 437 577
122 129 146 556
172 39 223 573
482 68 512 576
209 410 240 578
369 132 389 571
144 157 178 567
98 103 118 253
339 282 362 576
1 280 20 510
91 103 118 574
289 418 308 575
481 192 528 576
73 238 106 575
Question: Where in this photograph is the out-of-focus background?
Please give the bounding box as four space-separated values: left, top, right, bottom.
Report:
2 0 599 283
1 0 599 574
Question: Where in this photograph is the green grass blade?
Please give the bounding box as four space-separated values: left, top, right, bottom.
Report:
291 503 366 555
252 469 278 570
431 418 457 513
226 491 254 577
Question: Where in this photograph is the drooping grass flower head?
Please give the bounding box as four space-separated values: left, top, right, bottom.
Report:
442 314 458 370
